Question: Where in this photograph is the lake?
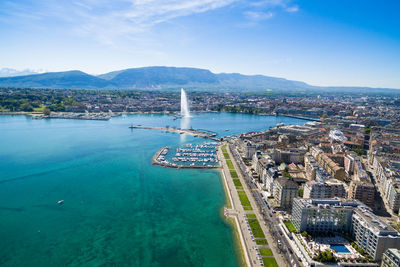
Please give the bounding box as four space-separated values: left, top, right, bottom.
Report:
0 113 308 266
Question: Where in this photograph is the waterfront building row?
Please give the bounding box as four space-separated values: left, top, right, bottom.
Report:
291 198 400 261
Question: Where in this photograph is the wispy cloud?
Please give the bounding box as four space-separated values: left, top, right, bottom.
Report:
241 0 298 26
83 0 238 29
249 0 287 7
286 5 299 12
0 0 298 46
0 0 239 43
244 11 274 21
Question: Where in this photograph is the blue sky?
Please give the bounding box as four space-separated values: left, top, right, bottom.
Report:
0 0 399 88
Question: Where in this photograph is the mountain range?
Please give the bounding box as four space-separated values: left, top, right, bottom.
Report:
0 66 398 93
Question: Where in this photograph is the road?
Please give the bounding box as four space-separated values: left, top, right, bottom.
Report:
228 143 303 267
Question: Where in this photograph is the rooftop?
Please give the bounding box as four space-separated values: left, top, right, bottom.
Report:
276 177 298 188
295 197 361 210
353 206 398 234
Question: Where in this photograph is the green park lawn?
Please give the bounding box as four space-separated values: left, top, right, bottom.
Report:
284 221 296 232
255 239 268 245
230 170 238 178
226 159 234 169
238 193 251 206
259 248 273 256
262 257 278 267
248 218 265 238
233 179 242 187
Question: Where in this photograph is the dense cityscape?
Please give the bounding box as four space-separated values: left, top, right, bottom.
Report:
1 86 400 266
227 113 400 266
1 1 400 267
1 88 399 127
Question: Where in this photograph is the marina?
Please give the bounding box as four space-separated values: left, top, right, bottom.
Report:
153 142 220 169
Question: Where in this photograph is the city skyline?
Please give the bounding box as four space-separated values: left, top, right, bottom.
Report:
1 0 400 88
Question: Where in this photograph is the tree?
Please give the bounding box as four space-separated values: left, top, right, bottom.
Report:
313 250 337 263
298 188 304 197
20 102 33 112
43 107 51 116
352 148 364 156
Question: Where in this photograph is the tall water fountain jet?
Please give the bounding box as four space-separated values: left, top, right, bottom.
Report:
180 88 190 118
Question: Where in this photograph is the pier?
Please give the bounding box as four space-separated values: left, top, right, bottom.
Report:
129 125 218 139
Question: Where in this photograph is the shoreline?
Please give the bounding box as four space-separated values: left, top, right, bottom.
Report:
0 110 319 121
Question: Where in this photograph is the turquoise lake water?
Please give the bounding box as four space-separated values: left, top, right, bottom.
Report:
0 113 308 267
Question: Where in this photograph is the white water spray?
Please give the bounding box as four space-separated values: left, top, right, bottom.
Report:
180 88 190 117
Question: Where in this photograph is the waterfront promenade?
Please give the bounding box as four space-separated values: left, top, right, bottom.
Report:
218 143 284 267
226 144 288 267
228 144 303 267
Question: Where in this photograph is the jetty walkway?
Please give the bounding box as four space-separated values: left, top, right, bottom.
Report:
129 125 219 140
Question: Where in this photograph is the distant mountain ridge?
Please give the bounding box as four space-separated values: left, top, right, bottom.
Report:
0 66 398 93
0 70 110 89
98 66 219 88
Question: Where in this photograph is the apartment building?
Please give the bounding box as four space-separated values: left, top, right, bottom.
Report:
381 248 400 267
291 198 356 234
292 198 400 261
273 177 299 210
303 180 346 199
348 180 375 207
351 207 400 261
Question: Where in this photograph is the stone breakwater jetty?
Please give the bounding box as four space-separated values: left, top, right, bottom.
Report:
152 146 169 165
129 125 218 140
